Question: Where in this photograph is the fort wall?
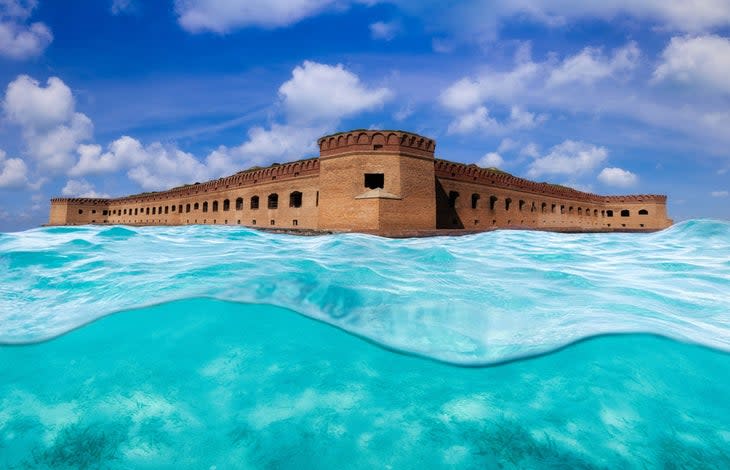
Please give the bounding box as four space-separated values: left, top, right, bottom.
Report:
49 129 673 235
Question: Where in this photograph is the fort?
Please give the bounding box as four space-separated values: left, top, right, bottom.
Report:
49 129 672 236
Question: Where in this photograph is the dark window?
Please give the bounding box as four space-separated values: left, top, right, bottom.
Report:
186 204 191 213
251 196 259 209
541 203 547 213
159 206 162 214
152 207 156 215
293 219 298 226
92 209 97 214
519 200 525 212
178 205 182 213
223 199 230 211
165 206 169 214
103 210 108 216
560 205 565 214
552 204 556 213
290 191 303 208
638 209 649 215
578 208 582 215
489 196 498 211
194 202 199 210
448 191 459 208
235 198 243 210
505 198 512 211
364 173 384 189
471 193 480 209
268 193 278 209
78 209 83 214
212 201 219 212
621 209 630 217
203 202 208 212
270 219 275 225
146 207 150 215
606 210 614 217
316 191 319 207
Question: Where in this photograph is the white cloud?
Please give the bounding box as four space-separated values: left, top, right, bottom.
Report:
174 0 344 33
597 167 638 187
0 149 28 188
440 61 541 111
497 138 518 153
61 179 109 198
369 20 399 40
478 152 504 168
387 0 730 43
447 105 545 135
527 140 608 178
0 0 52 59
711 190 728 197
279 61 392 124
547 42 639 87
111 0 135 15
654 35 730 95
520 142 540 158
3 75 92 171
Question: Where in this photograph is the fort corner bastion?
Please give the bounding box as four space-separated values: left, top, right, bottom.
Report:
49 129 673 236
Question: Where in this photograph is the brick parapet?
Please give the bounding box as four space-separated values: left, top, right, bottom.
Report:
434 160 666 204
318 130 435 159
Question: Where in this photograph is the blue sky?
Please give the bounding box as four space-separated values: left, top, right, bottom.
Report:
0 0 729 230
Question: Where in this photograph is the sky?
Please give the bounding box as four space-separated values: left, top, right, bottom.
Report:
0 0 729 231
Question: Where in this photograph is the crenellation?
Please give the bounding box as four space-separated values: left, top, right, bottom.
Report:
49 129 672 234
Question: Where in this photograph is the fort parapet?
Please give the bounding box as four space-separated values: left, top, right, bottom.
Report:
49 129 672 235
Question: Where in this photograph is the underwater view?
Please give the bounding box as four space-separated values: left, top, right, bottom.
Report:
1 220 730 468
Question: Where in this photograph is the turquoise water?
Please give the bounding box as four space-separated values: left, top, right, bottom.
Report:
1 220 730 467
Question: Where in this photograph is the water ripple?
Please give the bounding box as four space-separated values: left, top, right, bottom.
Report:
0 219 729 364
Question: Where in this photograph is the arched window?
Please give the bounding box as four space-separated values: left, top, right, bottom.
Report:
290 191 303 208
251 196 259 209
152 207 156 215
489 196 498 211
134 208 138 215
202 202 209 212
212 200 219 212
194 202 199 210
569 206 574 214
519 200 525 211
551 204 556 213
448 191 459 208
186 204 191 213
560 205 565 214
235 197 243 210
471 193 480 209
594 209 598 217
606 210 614 217
541 202 547 213
638 209 649 215
222 199 230 211
621 209 630 217
505 198 512 211
268 193 278 209
146 207 150 215
165 206 169 214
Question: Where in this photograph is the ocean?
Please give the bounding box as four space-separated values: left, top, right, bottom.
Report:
1 220 729 468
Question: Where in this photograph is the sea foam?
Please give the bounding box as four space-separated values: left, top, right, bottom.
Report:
1 219 728 364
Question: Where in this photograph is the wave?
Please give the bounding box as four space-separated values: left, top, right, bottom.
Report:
1 219 729 364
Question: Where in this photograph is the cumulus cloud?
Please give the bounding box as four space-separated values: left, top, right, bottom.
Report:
279 61 392 124
477 152 504 168
369 20 399 40
0 149 28 188
61 179 109 198
0 0 52 59
174 0 343 33
597 167 638 187
711 190 728 197
440 61 541 112
447 105 545 135
527 140 608 178
653 35 730 95
547 42 639 87
3 75 93 171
